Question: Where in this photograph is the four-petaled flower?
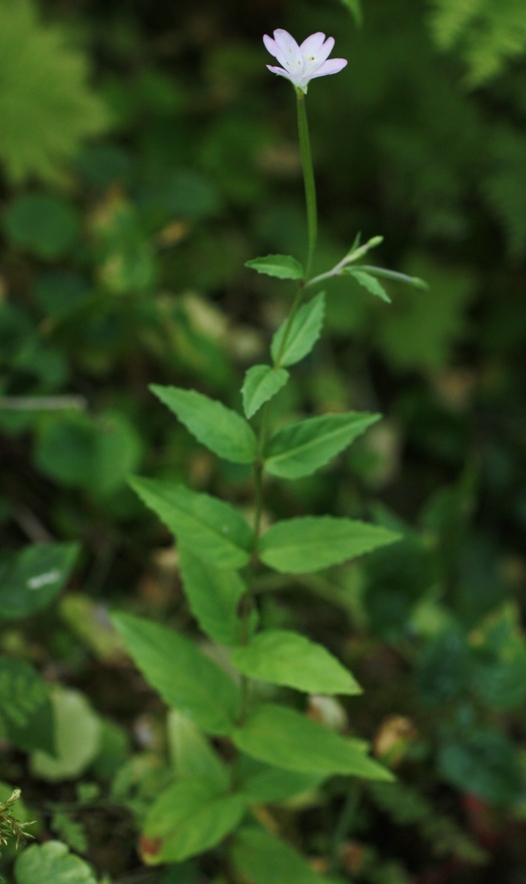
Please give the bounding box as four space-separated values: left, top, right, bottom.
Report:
263 29 347 93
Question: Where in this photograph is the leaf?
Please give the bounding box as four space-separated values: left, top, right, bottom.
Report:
232 826 334 884
271 293 325 368
130 477 253 569
31 687 101 781
469 604 526 711
245 255 304 280
0 1 110 184
51 811 88 854
0 542 79 620
167 710 229 791
230 630 361 695
112 613 241 735
0 656 54 755
236 757 325 803
265 412 381 479
15 842 98 884
348 269 391 303
339 0 363 27
259 517 400 574
179 547 254 646
140 778 246 864
232 704 394 780
242 366 290 420
150 385 257 464
3 194 80 260
438 729 522 805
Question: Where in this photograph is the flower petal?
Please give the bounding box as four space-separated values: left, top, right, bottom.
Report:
266 64 291 78
304 35 335 77
299 32 326 57
307 57 348 80
272 28 303 73
263 34 281 61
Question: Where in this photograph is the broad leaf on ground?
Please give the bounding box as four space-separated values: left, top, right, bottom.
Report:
112 613 241 735
0 656 54 755
130 477 253 569
150 385 257 464
30 687 101 781
0 542 79 620
259 517 400 573
15 841 98 884
230 629 361 695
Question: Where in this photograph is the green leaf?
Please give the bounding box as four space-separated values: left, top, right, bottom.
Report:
0 542 79 620
167 710 229 791
150 385 257 464
469 604 526 711
232 704 394 780
438 729 522 805
339 0 363 26
230 630 361 695
51 811 88 854
130 477 252 569
245 255 304 280
112 613 241 735
271 293 325 368
348 269 391 303
232 826 334 884
265 412 381 479
3 194 80 260
179 547 254 646
0 1 110 184
242 365 289 420
236 757 325 803
15 841 98 884
0 656 54 755
259 517 400 574
140 778 246 864
31 687 101 781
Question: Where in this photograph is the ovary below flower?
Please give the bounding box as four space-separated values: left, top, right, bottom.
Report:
263 29 347 93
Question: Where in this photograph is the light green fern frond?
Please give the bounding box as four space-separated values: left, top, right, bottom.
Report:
0 0 111 183
429 0 526 85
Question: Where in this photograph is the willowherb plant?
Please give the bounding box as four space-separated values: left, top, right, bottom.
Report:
112 28 425 880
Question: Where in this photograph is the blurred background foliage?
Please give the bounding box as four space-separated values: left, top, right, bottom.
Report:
1 0 526 881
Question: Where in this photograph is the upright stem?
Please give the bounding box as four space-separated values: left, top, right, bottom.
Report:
296 89 318 281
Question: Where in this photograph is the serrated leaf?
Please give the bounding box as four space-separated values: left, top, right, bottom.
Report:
140 778 246 864
130 477 252 569
236 757 325 803
245 255 304 280
232 826 333 884
167 710 229 790
0 542 79 620
112 613 241 735
259 517 400 574
232 704 394 780
0 2 110 184
15 841 98 884
151 385 257 464
31 687 101 781
348 269 391 303
271 293 325 368
179 547 254 646
265 412 381 479
230 630 361 695
242 366 289 419
0 656 54 755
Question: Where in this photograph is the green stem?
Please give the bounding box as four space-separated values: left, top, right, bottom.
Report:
296 89 317 281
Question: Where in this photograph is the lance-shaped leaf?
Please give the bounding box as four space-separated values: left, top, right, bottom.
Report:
230 629 361 695
259 517 400 574
245 254 304 280
242 365 289 419
140 778 246 865
179 547 256 647
130 477 253 569
151 385 257 464
112 613 241 735
265 411 381 479
167 710 229 790
236 757 326 803
232 704 394 780
347 269 391 303
232 826 333 884
271 292 325 368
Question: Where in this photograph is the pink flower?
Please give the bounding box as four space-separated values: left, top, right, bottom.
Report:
263 29 347 93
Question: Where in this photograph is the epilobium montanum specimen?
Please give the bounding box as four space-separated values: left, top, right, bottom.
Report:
112 27 425 878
